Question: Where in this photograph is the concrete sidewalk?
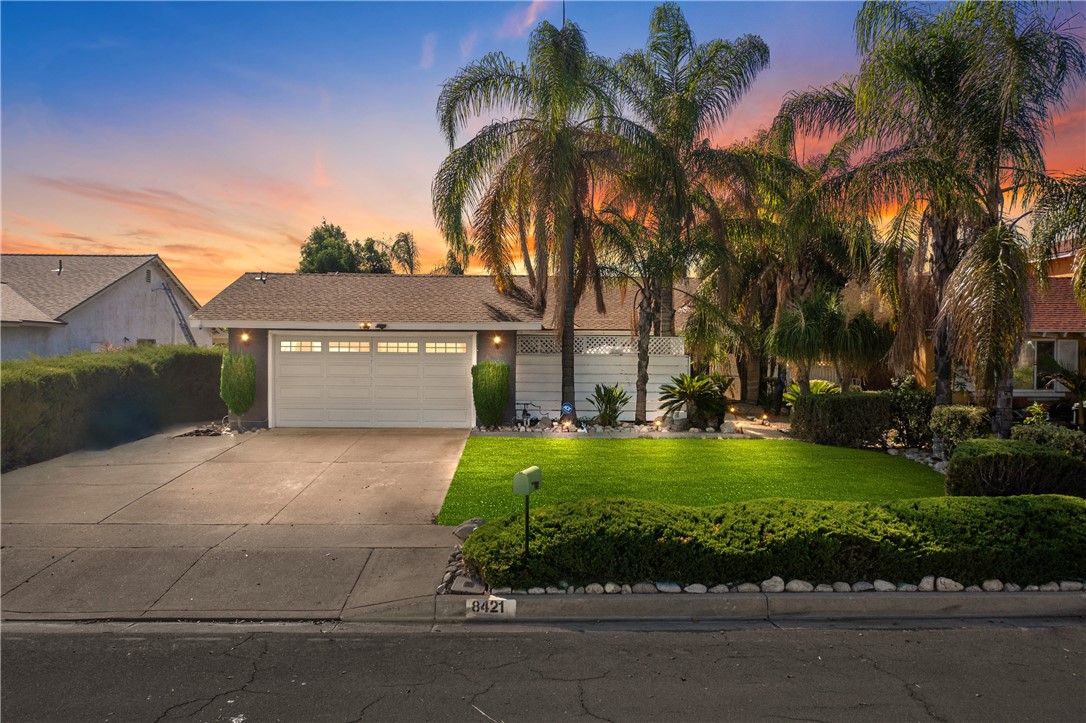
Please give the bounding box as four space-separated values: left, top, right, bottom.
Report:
1 427 465 622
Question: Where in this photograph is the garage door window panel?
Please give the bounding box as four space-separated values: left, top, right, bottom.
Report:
329 341 370 353
377 341 418 353
280 340 322 353
425 342 467 354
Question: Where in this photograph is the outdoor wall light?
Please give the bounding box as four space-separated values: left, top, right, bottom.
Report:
240 332 251 344
493 334 503 349
359 322 372 330
376 323 387 330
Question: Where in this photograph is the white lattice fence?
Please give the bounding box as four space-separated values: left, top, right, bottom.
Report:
517 334 684 356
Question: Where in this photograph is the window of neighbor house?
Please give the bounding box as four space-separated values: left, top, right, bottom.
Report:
1014 339 1078 391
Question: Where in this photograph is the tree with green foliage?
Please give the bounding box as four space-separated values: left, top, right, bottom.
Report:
471 362 510 427
297 220 362 273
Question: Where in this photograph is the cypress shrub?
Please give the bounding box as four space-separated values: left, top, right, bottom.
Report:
220 352 257 416
462 496 1086 589
790 392 892 448
946 439 1086 498
472 361 510 427
929 405 989 458
1 345 225 470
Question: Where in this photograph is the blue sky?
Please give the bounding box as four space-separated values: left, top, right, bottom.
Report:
3 1 1083 301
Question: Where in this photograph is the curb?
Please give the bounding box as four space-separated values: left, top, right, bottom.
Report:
436 591 1086 623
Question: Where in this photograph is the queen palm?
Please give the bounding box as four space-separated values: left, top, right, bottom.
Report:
782 0 1085 436
613 2 769 336
433 20 649 421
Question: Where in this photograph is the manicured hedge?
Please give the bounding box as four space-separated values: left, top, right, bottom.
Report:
462 496 1086 589
1011 423 1086 461
790 392 892 448
1 345 226 470
945 439 1086 498
930 405 989 458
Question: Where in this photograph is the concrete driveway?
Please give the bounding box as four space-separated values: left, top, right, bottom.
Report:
1 428 467 622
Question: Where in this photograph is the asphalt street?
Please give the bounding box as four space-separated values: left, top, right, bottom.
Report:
2 620 1083 722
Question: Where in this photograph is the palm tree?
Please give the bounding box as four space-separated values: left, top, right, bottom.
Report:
595 204 702 421
781 0 1085 437
613 2 769 336
433 20 650 421
768 291 841 396
388 232 420 274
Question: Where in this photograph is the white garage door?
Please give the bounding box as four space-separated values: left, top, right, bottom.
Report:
272 333 475 428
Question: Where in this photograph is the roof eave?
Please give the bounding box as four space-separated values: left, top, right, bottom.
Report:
190 319 544 331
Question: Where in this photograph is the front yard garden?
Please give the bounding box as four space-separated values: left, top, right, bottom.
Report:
436 437 944 525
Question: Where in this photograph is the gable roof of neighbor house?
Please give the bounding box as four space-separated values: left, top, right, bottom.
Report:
1 283 63 324
0 254 200 323
1029 277 1086 332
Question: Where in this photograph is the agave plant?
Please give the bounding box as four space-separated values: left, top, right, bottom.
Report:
588 384 632 427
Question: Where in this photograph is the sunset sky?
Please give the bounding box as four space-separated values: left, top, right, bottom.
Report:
3 1 1084 303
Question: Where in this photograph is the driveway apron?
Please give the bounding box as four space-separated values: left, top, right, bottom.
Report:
1 428 465 621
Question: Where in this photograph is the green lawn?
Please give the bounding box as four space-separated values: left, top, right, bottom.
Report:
436 437 945 525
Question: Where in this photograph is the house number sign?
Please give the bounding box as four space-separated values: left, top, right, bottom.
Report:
466 596 516 619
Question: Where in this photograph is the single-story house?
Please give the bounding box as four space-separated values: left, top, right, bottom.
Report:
191 273 691 428
1 254 211 360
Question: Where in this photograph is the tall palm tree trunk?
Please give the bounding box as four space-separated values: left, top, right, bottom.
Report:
993 368 1014 439
659 279 675 336
559 222 577 422
635 289 654 422
931 220 959 406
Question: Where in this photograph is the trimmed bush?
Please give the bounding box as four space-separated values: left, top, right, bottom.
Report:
790 392 892 448
220 352 257 416
781 379 840 408
1011 423 1086 461
885 375 935 449
471 361 510 427
462 496 1086 589
1 345 226 470
946 439 1086 498
929 405 989 458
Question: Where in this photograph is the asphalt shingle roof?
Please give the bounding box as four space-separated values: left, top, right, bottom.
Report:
0 254 157 320
193 273 708 330
193 273 542 325
1 283 59 324
1029 277 1086 332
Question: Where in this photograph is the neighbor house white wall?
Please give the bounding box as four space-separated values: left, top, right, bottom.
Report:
0 262 211 360
515 333 690 421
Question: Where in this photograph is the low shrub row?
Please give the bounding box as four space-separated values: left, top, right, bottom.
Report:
462 496 1086 589
1 345 226 470
789 392 892 448
1011 423 1086 461
946 439 1086 498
